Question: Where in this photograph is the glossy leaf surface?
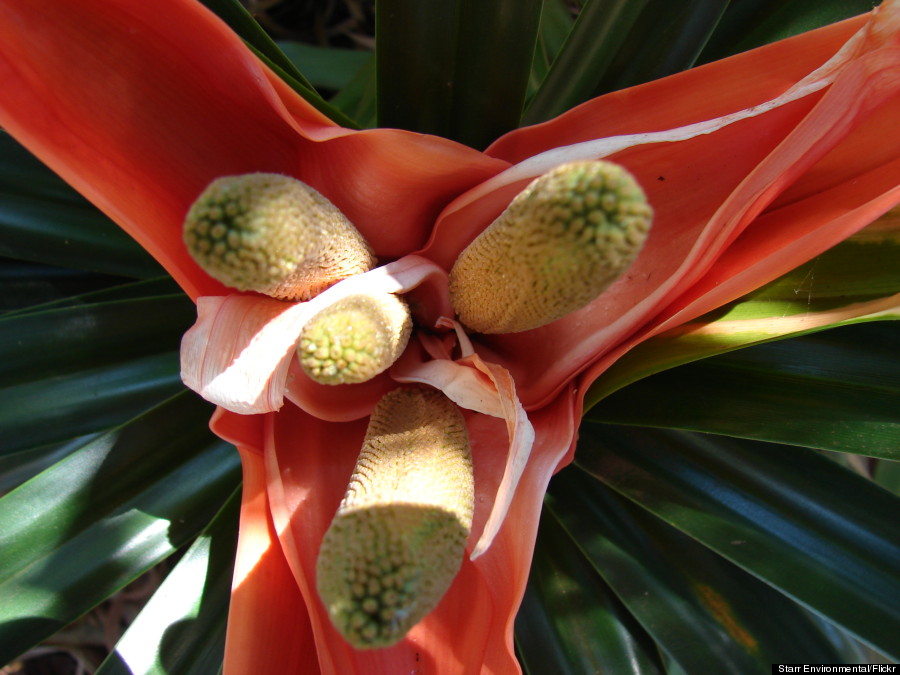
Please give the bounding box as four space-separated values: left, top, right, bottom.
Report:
96 487 239 675
0 291 195 454
515 509 664 675
592 322 900 458
545 467 862 672
0 294 194 385
0 352 183 454
576 424 900 659
0 393 241 665
587 214 900 409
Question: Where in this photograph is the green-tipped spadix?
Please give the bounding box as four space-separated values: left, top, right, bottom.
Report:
298 292 413 385
317 387 474 649
183 173 376 301
449 160 653 333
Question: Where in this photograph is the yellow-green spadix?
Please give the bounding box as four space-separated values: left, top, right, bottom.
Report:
449 160 653 333
316 387 474 649
183 173 376 301
298 292 413 385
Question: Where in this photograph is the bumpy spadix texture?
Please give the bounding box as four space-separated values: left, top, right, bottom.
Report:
316 387 474 648
183 173 376 300
298 292 413 385
449 161 653 333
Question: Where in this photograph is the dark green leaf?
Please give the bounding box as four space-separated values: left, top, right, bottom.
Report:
522 0 648 124
586 218 900 409
2 276 182 318
96 486 239 675
330 55 378 128
0 132 80 203
0 286 196 454
0 134 161 277
0 392 241 665
700 0 875 64
0 259 128 313
874 459 900 494
196 0 357 127
576 424 900 659
0 352 184 454
516 509 664 675
0 294 194 385
528 0 575 97
376 0 543 148
599 0 729 92
0 435 100 494
277 41 372 92
526 0 728 123
546 466 861 671
591 322 900 459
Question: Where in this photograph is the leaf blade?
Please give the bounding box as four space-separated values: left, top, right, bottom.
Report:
0 393 241 664
376 0 542 147
575 424 900 659
590 321 900 458
96 486 240 675
516 508 665 675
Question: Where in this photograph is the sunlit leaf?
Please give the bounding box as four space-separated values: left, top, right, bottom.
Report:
0 393 241 665
96 487 239 675
591 322 900 458
587 216 900 408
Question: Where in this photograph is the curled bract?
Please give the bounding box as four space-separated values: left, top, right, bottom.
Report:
179 256 452 416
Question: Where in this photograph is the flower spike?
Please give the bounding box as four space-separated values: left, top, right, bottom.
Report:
316 387 474 648
298 292 413 385
449 161 653 333
183 173 376 301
